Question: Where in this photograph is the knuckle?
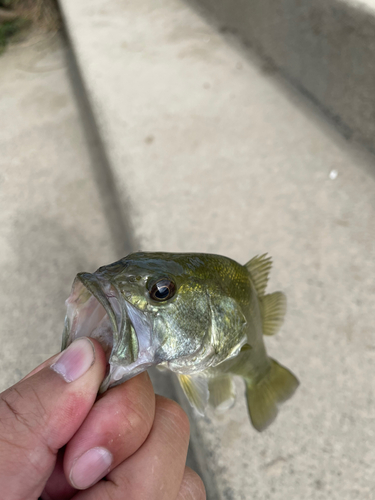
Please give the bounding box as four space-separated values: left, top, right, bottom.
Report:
105 375 155 439
0 384 46 432
191 473 206 500
122 395 153 435
156 396 190 437
180 469 206 500
0 386 54 478
126 372 155 423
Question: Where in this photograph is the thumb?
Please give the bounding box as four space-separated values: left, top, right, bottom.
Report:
0 337 106 499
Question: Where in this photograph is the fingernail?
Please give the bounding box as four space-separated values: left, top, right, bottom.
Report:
51 338 95 383
70 447 113 489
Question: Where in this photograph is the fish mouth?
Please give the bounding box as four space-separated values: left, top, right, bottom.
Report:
62 272 157 392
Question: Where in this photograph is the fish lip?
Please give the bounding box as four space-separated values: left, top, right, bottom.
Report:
77 272 120 333
62 272 122 357
62 271 158 393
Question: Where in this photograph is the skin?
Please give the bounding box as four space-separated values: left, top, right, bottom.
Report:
0 338 206 500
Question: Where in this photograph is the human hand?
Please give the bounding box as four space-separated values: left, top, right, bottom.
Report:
0 337 206 499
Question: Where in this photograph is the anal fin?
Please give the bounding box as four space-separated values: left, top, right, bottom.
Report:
177 374 209 415
208 375 236 412
261 291 287 336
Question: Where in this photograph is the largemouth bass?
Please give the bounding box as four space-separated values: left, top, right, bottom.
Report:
62 252 299 431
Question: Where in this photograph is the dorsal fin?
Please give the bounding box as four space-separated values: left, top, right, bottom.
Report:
245 254 272 297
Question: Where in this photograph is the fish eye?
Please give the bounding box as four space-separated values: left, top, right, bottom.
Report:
149 278 176 302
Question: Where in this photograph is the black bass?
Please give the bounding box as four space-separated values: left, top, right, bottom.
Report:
62 252 299 431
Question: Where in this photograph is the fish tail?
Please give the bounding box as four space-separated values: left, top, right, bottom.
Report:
245 358 299 432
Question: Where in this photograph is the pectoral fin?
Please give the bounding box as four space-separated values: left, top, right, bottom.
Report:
208 375 236 412
261 291 287 336
177 374 209 415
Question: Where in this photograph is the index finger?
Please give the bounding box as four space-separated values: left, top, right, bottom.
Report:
63 371 155 490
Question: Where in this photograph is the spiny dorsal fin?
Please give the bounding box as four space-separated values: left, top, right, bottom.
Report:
208 375 236 412
261 291 287 336
245 254 272 297
177 374 209 415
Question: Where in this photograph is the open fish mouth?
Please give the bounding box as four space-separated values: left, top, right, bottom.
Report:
62 272 157 392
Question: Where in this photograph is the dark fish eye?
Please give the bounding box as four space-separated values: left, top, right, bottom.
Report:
149 278 176 302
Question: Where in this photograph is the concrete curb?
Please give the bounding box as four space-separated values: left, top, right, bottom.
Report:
193 0 375 152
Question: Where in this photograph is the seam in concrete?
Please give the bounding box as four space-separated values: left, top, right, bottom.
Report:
60 29 138 258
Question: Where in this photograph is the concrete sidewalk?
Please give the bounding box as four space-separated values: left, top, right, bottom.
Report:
0 32 117 389
58 1 375 498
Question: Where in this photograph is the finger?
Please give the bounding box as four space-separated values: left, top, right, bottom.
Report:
0 337 106 499
63 371 155 490
21 353 59 381
41 448 77 500
73 396 190 500
176 467 206 500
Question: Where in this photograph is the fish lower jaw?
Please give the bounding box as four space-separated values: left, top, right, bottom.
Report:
99 350 156 392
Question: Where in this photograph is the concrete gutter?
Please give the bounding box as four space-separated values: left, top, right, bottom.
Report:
193 0 375 151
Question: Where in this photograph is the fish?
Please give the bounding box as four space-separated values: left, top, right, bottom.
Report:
62 252 299 431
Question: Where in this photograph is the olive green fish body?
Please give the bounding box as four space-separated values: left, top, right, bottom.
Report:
62 252 298 431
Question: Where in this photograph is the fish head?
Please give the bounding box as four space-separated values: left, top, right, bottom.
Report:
62 252 214 392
